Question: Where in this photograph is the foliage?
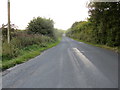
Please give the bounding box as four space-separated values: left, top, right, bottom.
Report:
2 17 63 61
66 2 120 49
1 16 64 70
2 31 54 61
53 29 65 40
27 17 54 37
2 40 60 70
1 24 18 40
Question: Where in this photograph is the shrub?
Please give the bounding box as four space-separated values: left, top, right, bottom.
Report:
27 17 54 37
2 31 54 61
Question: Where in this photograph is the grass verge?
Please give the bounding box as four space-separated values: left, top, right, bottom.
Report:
2 39 61 70
72 38 119 53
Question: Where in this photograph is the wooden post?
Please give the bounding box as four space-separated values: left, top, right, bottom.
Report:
8 0 10 43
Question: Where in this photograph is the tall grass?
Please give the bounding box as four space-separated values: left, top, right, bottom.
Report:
2 40 60 70
2 31 55 61
1 29 63 70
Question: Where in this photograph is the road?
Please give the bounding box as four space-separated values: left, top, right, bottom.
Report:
2 36 118 88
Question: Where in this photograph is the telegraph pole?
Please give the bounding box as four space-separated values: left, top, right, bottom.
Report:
7 0 10 43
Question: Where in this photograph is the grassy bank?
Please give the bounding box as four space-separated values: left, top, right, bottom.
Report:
2 39 61 70
72 38 119 53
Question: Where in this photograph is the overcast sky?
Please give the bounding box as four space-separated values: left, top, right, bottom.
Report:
0 0 89 30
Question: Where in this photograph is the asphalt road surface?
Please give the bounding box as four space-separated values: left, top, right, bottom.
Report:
2 36 118 88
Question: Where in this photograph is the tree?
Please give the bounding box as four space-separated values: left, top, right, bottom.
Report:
1 24 18 40
27 17 54 37
66 2 120 48
88 2 120 46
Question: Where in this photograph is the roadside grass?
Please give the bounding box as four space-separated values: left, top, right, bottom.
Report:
72 38 119 53
2 39 61 70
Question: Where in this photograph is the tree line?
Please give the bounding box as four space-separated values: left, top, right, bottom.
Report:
66 2 120 48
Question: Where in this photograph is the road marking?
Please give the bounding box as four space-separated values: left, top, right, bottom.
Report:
78 42 84 44
72 48 93 68
72 48 116 86
68 48 81 69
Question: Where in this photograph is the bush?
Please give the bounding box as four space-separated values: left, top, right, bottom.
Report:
2 31 54 61
2 41 20 60
27 17 54 37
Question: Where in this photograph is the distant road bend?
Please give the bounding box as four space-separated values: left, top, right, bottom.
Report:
3 36 118 88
